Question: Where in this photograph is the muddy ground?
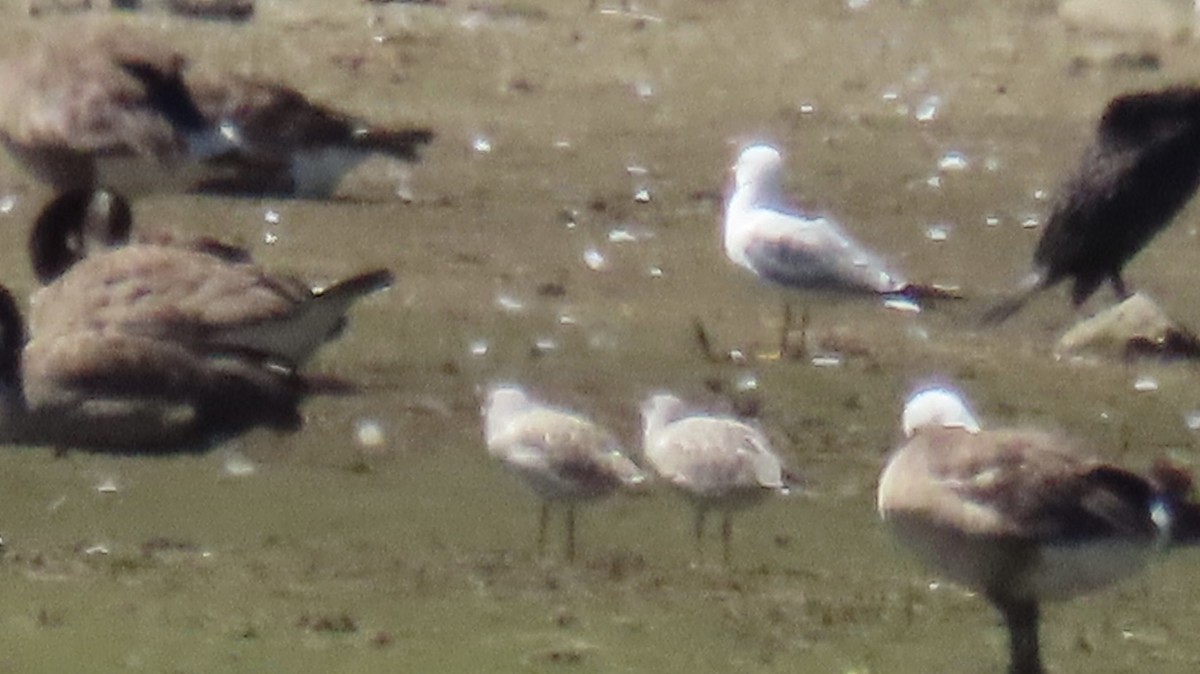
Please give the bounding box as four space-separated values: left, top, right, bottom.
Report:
1 0 1200 671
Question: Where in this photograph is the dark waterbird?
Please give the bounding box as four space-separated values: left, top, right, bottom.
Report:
985 86 1200 323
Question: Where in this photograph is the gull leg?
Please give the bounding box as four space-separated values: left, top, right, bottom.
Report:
566 503 577 562
692 507 707 567
537 502 550 555
721 512 734 568
798 305 810 360
779 301 793 357
992 595 1044 674
692 317 725 363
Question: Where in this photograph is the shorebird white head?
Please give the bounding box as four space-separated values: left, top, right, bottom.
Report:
900 386 982 438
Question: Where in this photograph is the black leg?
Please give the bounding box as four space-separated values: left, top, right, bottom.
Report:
779 301 793 357
992 596 1044 674
693 507 706 565
565 504 577 562
537 502 550 554
721 512 733 567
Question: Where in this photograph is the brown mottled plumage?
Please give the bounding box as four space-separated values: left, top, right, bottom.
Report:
0 284 306 452
0 30 433 198
0 30 223 195
879 388 1200 674
27 189 393 370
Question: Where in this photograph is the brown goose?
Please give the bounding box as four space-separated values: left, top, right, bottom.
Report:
0 30 230 196
0 284 306 452
0 30 433 198
27 188 393 370
878 387 1200 674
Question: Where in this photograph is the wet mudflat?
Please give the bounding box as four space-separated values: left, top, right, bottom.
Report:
3 0 1200 671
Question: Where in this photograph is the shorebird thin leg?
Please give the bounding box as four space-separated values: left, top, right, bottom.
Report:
778 301 793 357
537 502 550 555
693 507 707 565
993 596 1044 674
565 504 577 562
798 305 810 359
721 512 734 567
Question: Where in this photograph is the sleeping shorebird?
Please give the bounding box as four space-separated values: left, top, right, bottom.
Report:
985 86 1200 324
27 188 392 371
723 144 955 357
482 385 646 561
878 386 1200 674
0 30 433 198
0 283 309 452
640 392 789 566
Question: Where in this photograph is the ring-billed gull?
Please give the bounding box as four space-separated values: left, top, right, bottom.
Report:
640 392 789 566
879 386 1200 674
724 144 954 356
984 86 1200 324
483 385 646 561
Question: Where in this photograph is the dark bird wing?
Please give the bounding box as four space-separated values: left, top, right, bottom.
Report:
1035 87 1200 307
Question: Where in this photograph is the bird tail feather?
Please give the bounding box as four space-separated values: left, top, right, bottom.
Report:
980 272 1047 325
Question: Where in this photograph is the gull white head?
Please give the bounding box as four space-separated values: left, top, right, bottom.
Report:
482 384 534 445
731 144 784 197
639 393 691 440
901 387 982 438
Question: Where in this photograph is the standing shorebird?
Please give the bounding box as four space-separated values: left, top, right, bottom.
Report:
640 393 789 566
984 86 1200 323
482 386 646 561
723 144 952 356
878 386 1200 674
